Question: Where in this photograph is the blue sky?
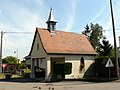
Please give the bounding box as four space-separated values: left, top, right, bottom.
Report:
0 0 120 60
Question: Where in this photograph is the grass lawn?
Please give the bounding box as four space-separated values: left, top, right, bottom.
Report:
0 69 31 79
11 75 24 79
0 73 3 79
0 73 25 79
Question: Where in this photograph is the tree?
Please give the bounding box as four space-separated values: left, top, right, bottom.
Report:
98 37 113 56
2 56 17 64
2 56 18 73
82 23 103 49
82 24 90 36
17 60 26 70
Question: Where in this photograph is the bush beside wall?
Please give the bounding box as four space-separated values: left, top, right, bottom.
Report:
95 56 116 78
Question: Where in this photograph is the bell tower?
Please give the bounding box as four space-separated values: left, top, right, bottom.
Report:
46 8 57 32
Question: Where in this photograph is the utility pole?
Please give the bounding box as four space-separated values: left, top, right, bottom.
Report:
0 31 33 73
0 31 4 73
110 0 119 78
14 50 19 63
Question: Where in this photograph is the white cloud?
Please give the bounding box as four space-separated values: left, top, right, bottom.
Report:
0 0 46 59
90 1 109 23
35 0 44 7
64 0 78 31
0 23 34 59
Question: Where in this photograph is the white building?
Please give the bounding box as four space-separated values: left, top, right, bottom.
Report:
26 9 97 81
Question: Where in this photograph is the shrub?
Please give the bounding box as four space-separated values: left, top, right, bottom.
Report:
54 62 72 75
64 63 72 75
21 68 31 78
95 56 116 78
5 71 12 79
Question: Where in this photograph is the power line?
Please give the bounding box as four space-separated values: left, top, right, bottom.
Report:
0 31 34 73
4 31 34 34
0 31 34 35
113 0 120 9
0 27 34 34
103 28 120 31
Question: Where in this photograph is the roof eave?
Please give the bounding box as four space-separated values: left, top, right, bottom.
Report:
47 52 97 56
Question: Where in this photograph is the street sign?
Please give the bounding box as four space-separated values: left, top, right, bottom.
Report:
2 64 7 68
2 64 7 79
105 58 114 67
105 58 114 78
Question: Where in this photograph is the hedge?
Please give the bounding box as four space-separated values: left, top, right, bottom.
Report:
54 62 72 75
95 56 116 78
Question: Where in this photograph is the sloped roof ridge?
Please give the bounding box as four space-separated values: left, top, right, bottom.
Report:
57 30 84 36
37 27 84 36
36 27 46 30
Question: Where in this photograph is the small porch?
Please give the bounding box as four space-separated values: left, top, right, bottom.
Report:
30 58 46 79
45 57 65 81
30 57 65 81
50 57 65 80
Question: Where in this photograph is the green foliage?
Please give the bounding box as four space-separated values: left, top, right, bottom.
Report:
17 63 26 70
24 68 31 73
64 63 72 75
95 57 116 78
5 74 12 79
20 68 31 78
2 56 28 76
54 62 72 75
82 23 103 49
17 61 27 71
97 38 113 56
0 73 3 79
23 73 30 78
2 56 17 64
5 71 12 79
82 24 90 36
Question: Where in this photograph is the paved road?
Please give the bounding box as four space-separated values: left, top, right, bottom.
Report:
0 80 120 90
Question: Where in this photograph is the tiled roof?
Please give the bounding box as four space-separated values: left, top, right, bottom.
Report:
37 28 97 55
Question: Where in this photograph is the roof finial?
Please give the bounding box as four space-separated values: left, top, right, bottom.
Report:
50 6 52 11
46 7 57 23
46 7 57 31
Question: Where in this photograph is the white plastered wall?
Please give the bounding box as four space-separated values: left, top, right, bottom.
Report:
46 54 95 79
31 32 47 58
31 32 47 68
30 32 47 78
65 55 95 79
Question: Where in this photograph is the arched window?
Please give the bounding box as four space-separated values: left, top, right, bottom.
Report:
80 57 85 72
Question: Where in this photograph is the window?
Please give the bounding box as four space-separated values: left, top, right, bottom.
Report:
80 57 85 73
52 24 56 30
37 43 39 51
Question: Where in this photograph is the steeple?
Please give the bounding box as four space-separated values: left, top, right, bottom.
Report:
46 8 57 32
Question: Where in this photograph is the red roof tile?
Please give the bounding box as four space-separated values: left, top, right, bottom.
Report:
37 28 97 55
